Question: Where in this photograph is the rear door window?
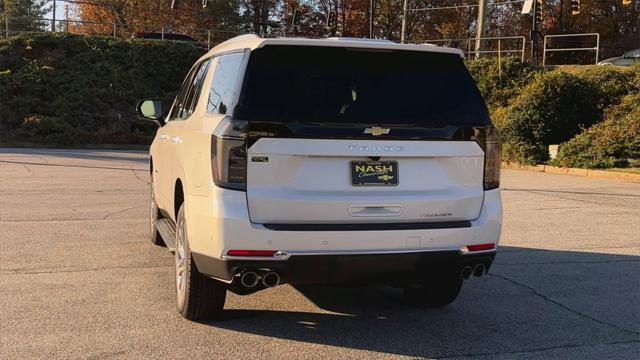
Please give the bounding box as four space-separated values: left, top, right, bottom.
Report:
176 59 211 120
168 59 211 120
187 59 212 117
236 46 490 126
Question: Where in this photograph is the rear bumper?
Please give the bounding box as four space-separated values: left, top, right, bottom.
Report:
186 188 502 281
193 250 496 284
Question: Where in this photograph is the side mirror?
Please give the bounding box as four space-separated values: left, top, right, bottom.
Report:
136 99 165 126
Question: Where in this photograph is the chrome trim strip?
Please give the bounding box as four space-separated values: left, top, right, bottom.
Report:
221 247 499 261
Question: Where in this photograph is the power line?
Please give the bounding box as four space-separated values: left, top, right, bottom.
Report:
48 0 110 7
410 1 525 12
401 0 526 43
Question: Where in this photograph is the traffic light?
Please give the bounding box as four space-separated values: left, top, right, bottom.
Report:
535 0 543 23
570 0 580 15
327 11 337 28
292 9 301 27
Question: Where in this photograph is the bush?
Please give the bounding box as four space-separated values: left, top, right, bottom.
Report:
0 32 205 145
498 71 603 164
466 57 537 110
15 115 84 145
563 65 639 110
552 93 640 168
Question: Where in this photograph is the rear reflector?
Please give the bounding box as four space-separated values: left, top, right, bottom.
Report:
466 243 495 252
227 250 277 257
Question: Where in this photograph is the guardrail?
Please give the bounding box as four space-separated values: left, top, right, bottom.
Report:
410 36 527 62
542 33 600 66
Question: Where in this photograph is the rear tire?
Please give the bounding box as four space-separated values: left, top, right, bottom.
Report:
175 204 226 320
404 269 463 307
150 174 164 246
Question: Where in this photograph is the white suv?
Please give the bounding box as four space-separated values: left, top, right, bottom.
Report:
137 35 502 320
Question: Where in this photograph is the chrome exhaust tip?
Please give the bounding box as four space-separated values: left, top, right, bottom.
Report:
262 272 281 288
460 266 473 280
240 271 260 288
473 264 487 277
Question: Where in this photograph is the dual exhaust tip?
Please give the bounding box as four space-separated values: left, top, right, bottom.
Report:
240 271 280 288
241 266 484 286
460 264 487 280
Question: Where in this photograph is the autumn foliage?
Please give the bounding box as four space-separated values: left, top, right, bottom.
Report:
67 0 640 60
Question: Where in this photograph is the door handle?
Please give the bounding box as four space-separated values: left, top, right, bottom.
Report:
160 134 168 141
171 136 182 144
348 205 403 217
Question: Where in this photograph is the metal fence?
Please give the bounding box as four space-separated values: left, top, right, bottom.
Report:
542 33 600 66
409 36 527 62
5 20 606 67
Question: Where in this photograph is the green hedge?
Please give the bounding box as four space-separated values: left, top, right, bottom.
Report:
489 64 639 165
551 93 640 168
0 33 204 145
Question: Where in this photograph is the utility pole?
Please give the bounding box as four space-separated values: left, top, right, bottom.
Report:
530 0 540 66
341 0 346 36
400 0 408 43
368 0 374 38
64 3 68 32
475 0 488 59
51 0 56 32
5 0 9 38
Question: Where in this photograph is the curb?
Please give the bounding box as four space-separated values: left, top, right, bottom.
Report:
502 162 640 183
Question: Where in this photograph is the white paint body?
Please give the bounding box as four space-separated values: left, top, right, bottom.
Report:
149 35 502 265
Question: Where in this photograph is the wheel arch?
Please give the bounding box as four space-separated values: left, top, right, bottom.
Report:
174 178 184 221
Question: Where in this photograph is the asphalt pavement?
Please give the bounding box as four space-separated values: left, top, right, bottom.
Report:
1 148 639 359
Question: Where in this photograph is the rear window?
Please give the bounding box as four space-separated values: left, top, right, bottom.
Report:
236 45 490 126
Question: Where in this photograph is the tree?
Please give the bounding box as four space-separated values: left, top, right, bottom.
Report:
74 0 243 40
70 0 638 59
1 0 50 34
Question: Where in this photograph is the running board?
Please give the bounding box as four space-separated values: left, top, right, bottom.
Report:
155 218 176 252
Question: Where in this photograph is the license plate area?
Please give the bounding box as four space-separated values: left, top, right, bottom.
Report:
351 161 398 186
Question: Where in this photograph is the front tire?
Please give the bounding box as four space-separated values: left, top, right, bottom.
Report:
404 269 463 307
175 204 226 320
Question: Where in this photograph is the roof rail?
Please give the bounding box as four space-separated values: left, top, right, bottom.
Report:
326 37 394 44
214 34 261 48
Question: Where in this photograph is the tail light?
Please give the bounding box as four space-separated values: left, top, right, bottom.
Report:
227 250 278 257
466 243 496 252
475 125 501 190
211 118 247 191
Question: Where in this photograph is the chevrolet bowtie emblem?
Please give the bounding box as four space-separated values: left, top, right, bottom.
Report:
364 127 390 136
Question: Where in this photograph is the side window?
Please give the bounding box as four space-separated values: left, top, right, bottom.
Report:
207 53 244 114
169 59 211 121
181 59 211 119
169 67 196 120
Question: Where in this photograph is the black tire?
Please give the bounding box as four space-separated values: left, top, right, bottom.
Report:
150 174 164 246
404 269 463 307
175 204 227 320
